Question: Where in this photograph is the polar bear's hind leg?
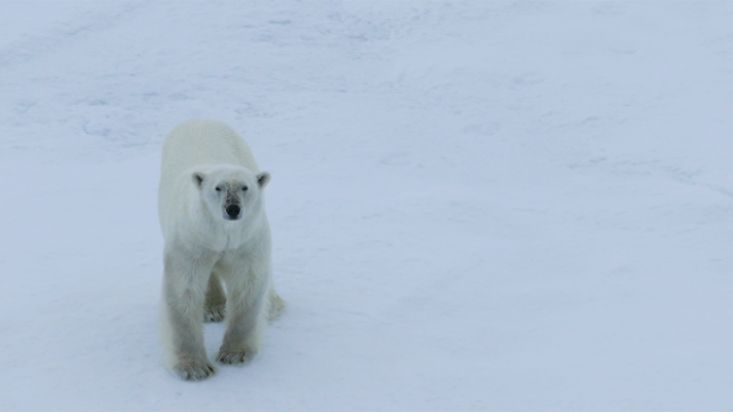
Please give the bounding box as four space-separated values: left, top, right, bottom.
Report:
204 272 226 323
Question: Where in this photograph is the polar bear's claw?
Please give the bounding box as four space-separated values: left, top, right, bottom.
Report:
217 350 253 364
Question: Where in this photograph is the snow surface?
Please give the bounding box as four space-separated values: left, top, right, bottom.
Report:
1 1 733 410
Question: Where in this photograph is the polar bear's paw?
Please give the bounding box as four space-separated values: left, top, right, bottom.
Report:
217 349 256 365
173 359 216 381
204 304 225 323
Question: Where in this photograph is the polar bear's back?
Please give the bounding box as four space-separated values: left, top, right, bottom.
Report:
158 120 261 235
161 120 259 181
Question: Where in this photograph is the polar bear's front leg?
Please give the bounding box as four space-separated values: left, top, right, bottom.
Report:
216 278 267 364
162 250 217 380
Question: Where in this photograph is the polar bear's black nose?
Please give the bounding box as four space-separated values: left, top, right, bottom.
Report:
226 205 241 219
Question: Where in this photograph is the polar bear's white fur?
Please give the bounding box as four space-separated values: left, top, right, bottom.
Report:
158 120 283 381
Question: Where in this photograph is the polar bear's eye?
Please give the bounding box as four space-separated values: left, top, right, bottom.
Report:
241 185 248 192
215 185 223 192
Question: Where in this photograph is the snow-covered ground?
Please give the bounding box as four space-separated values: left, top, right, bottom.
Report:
1 1 733 410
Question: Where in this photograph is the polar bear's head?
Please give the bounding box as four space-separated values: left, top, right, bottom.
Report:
191 165 270 222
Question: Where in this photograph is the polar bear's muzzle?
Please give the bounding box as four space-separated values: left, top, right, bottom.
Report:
225 204 241 220
221 185 244 220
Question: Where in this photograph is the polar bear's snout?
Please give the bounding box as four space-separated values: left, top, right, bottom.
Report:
222 187 243 220
225 204 241 220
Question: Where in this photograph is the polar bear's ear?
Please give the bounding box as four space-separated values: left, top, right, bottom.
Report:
257 172 271 188
192 172 206 189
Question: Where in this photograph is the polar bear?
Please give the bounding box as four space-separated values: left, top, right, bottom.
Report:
158 120 284 381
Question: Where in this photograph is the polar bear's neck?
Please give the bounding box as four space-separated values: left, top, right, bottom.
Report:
219 216 267 251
